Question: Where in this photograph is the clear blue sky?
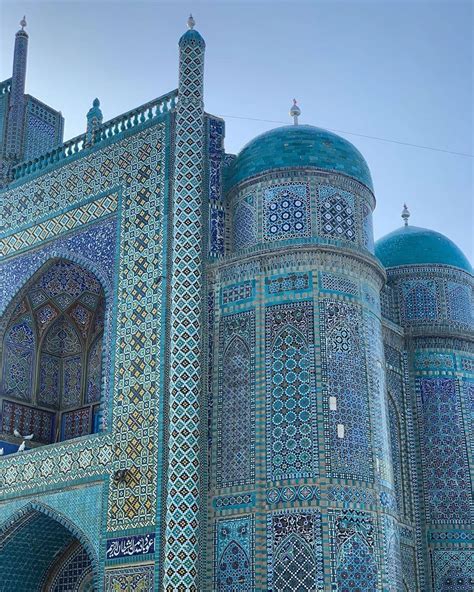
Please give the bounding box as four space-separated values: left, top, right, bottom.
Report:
1 0 472 261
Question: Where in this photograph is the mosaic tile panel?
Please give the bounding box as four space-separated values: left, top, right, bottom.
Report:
401 279 439 322
208 117 225 257
233 196 256 250
217 311 255 487
446 281 472 325
0 191 117 257
61 407 91 441
388 396 404 515
221 281 253 305
401 544 417 591
104 564 154 591
318 185 356 242
266 272 310 295
381 515 402 592
365 312 392 488
329 509 379 592
418 378 471 523
320 299 372 481
215 515 253 591
431 549 474 592
320 272 358 295
267 510 323 592
263 183 310 241
265 301 317 481
1 314 35 400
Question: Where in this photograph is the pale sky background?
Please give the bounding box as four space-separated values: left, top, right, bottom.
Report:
1 0 472 261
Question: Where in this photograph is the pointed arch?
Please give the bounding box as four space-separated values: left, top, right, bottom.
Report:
217 335 252 486
217 540 251 591
269 323 314 480
0 501 98 591
336 533 378 592
273 532 317 592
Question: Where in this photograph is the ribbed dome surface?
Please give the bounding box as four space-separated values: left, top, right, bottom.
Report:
225 125 373 191
375 225 472 273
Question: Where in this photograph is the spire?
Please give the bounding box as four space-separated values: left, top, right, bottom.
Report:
289 99 301 125
20 16 27 31
187 14 195 29
401 203 410 226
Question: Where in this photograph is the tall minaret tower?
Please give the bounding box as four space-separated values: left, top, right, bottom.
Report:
5 17 28 163
163 15 206 592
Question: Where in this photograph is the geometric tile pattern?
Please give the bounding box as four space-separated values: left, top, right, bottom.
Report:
417 377 472 523
446 281 472 325
49 543 93 592
217 311 255 487
318 185 356 242
233 196 256 250
401 279 439 322
0 191 117 257
263 183 310 241
320 299 373 481
208 117 225 257
266 272 310 295
381 514 402 592
267 510 323 592
266 302 317 481
401 544 417 592
430 549 474 592
163 27 205 591
365 311 392 488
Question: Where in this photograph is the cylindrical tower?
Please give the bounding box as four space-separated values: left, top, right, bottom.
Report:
376 223 474 591
207 119 401 590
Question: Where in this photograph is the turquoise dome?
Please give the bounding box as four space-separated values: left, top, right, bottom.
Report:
375 225 472 273
225 125 373 191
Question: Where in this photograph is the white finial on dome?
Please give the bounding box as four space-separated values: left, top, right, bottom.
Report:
289 99 301 126
187 14 195 29
20 16 27 30
402 203 410 226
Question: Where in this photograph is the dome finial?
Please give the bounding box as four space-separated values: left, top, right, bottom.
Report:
289 99 301 126
20 16 27 30
187 14 195 29
401 203 410 226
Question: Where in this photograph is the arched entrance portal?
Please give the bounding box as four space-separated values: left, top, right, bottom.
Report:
0 504 97 591
0 257 106 453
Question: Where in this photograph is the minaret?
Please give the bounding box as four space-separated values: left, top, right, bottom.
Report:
163 15 206 592
6 17 28 162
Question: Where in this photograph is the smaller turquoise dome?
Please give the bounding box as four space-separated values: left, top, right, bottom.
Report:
375 225 472 273
179 28 205 47
225 125 373 191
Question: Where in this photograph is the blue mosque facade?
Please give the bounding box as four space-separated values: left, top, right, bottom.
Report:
0 17 472 592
